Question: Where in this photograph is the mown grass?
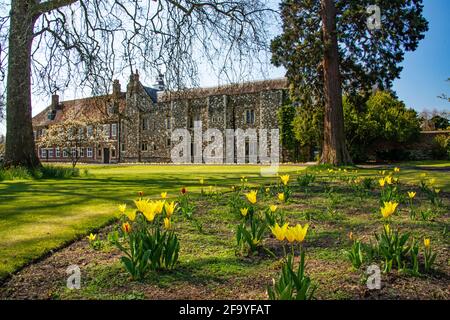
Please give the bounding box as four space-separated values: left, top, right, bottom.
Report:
0 161 449 300
0 164 301 279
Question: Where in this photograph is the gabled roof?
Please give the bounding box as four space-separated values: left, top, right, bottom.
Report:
32 94 126 128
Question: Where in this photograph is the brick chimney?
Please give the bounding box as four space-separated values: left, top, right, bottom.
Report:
113 80 121 97
51 94 59 109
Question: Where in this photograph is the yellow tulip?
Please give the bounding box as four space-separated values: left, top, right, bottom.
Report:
285 228 296 243
161 192 168 199
429 178 436 186
265 187 270 193
269 205 278 213
199 178 204 185
240 208 249 217
434 189 441 194
270 223 289 241
380 201 399 218
245 190 258 204
292 224 309 242
142 203 157 222
154 201 166 214
280 175 290 186
384 175 393 185
164 218 171 230
348 232 353 241
378 178 386 188
408 192 416 199
394 167 400 173
278 193 285 202
384 224 391 234
424 238 430 248
126 210 137 222
87 233 96 242
164 201 177 217
134 198 149 213
118 204 127 213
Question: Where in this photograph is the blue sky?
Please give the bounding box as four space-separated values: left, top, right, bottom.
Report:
0 0 449 136
391 0 450 112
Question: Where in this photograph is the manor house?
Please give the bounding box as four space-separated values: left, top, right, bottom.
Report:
32 71 289 164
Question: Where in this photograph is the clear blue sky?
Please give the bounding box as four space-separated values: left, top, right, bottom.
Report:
391 0 450 112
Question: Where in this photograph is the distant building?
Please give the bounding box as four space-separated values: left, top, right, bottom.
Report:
32 71 289 164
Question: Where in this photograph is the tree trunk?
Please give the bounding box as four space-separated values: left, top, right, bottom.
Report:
4 1 41 168
319 0 352 166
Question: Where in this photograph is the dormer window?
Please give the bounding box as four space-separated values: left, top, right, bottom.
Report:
47 109 57 120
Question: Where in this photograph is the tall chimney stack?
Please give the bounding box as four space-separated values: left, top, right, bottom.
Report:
51 94 59 109
113 80 121 97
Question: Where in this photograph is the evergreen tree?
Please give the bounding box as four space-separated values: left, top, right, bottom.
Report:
271 0 428 165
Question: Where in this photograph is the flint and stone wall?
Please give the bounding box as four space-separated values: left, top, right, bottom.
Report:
121 80 288 164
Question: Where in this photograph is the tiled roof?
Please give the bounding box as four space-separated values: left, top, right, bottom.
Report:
158 78 288 102
32 94 126 128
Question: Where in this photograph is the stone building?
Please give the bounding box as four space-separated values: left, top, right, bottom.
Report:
32 71 289 164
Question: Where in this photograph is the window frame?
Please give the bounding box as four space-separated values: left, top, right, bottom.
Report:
111 123 117 137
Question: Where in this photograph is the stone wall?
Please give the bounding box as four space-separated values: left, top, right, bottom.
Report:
122 79 289 164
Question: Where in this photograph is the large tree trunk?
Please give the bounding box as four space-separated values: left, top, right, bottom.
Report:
4 0 41 168
319 0 352 166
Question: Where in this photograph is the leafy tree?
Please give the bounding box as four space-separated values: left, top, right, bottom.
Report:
271 0 428 165
278 104 299 159
0 0 274 168
430 115 450 130
344 91 420 162
292 103 323 161
290 91 421 162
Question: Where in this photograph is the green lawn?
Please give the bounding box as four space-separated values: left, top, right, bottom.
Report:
0 162 449 299
0 164 302 279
